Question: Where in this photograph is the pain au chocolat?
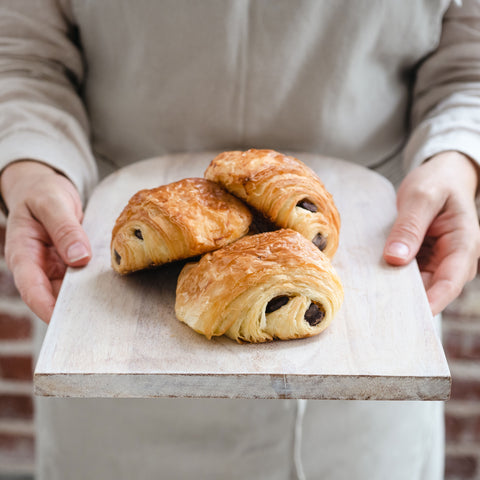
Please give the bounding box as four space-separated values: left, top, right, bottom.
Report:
175 229 343 343
204 149 340 258
111 178 252 274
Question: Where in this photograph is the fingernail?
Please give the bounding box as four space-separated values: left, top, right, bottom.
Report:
67 242 89 263
386 241 410 259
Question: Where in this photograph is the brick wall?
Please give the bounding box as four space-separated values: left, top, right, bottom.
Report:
444 265 480 480
0 215 479 479
0 218 35 479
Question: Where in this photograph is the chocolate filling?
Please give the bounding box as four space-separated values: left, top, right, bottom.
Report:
304 303 325 326
265 296 290 314
114 249 121 265
248 207 279 234
312 233 327 251
134 228 143 240
296 199 318 213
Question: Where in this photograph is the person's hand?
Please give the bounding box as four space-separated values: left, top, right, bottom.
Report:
1 161 91 323
383 151 480 316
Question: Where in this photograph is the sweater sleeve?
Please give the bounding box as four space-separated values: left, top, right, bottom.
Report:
0 0 98 205
404 0 480 172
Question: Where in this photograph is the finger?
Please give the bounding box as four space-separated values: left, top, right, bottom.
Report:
12 260 56 323
44 246 68 283
27 193 91 267
420 270 433 291
384 190 442 266
5 208 67 322
51 278 64 300
425 251 472 316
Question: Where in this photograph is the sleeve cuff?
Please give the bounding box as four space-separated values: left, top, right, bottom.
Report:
0 131 98 208
404 123 480 173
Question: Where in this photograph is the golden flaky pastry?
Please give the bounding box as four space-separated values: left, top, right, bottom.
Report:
204 148 341 258
175 229 343 343
111 178 252 274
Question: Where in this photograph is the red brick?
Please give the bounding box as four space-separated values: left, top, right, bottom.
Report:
444 311 480 323
445 454 477 479
0 432 34 462
445 412 480 444
444 330 480 361
0 223 5 257
0 395 33 420
451 378 480 401
444 266 480 319
0 313 32 340
0 356 33 381
0 268 19 297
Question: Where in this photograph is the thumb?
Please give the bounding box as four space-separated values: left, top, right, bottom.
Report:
383 197 434 266
29 191 91 267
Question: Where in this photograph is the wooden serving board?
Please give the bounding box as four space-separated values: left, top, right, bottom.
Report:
34 152 451 400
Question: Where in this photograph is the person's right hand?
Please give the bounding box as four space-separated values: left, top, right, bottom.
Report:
1 161 91 323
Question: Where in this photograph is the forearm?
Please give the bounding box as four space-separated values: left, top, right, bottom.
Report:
0 0 98 204
404 0 480 174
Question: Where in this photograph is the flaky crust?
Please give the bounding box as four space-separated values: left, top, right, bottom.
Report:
204 149 340 258
175 229 343 343
111 178 252 274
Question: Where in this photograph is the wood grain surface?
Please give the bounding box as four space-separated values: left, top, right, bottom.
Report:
34 152 451 400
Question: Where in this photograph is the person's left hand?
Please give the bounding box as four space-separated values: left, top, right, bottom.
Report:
383 151 480 316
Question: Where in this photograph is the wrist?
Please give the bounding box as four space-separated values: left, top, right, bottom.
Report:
0 160 58 214
427 151 479 197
